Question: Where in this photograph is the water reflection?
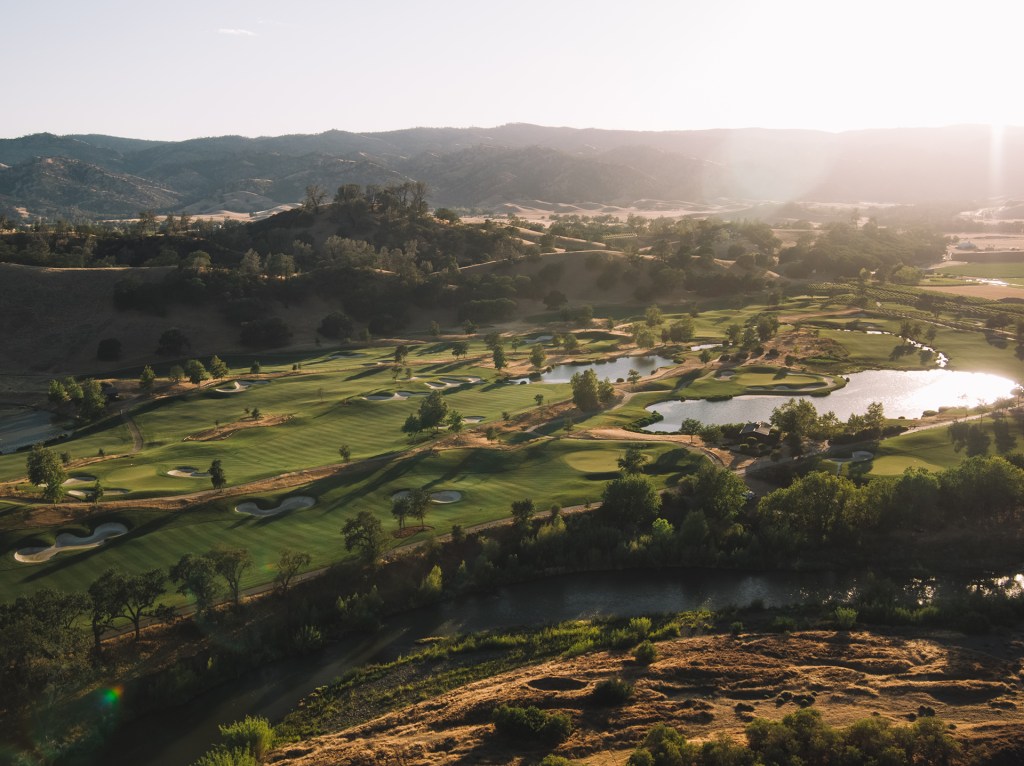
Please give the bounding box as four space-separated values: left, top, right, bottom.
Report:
645 369 1018 430
512 354 674 384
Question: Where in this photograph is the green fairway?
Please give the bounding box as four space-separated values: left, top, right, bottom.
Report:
679 367 830 399
934 261 1024 281
0 353 572 490
869 418 1019 475
0 438 704 602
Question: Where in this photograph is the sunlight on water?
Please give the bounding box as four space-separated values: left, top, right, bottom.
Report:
646 369 1018 430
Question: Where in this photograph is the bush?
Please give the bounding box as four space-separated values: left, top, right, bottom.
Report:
770 616 798 633
633 640 657 665
834 606 858 630
240 317 292 348
218 716 274 762
96 337 122 361
591 677 635 706
492 704 572 744
192 748 258 766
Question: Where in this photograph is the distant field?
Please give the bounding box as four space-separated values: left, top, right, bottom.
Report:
934 261 1024 279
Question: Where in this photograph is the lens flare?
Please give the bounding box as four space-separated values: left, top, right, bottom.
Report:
99 685 123 708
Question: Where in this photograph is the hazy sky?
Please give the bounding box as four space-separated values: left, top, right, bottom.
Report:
4 0 1022 140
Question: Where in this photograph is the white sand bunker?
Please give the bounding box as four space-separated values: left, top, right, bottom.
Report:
391 489 463 504
15 523 128 564
529 335 554 343
214 379 271 394
428 376 482 388
235 495 315 517
62 475 97 486
463 416 484 423
167 466 211 478
364 391 428 401
430 490 462 503
67 488 129 500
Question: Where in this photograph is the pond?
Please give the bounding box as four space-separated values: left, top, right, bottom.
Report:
511 354 675 384
0 406 66 453
643 369 1018 431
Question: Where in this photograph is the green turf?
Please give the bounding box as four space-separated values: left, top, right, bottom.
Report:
678 367 830 399
0 357 571 490
816 329 937 370
934 262 1024 279
869 418 1021 476
0 439 704 602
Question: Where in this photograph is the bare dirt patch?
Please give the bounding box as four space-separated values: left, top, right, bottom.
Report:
271 629 1024 766
921 284 1024 300
183 414 292 441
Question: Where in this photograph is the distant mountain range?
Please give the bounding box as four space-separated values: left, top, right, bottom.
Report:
2 123 1024 219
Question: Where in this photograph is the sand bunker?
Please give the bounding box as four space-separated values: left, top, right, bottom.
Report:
15 523 128 564
67 488 128 500
214 379 271 394
167 466 211 478
529 335 554 343
62 475 97 486
426 377 481 389
391 489 463 504
235 495 315 517
365 391 428 401
463 416 484 423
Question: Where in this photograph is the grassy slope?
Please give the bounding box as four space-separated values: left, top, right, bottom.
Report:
0 439 701 602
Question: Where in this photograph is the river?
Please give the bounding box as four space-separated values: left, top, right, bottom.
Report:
102 566 1016 765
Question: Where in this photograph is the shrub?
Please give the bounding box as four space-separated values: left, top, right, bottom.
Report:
492 704 572 744
293 624 324 653
192 748 258 766
591 677 634 706
539 757 576 766
218 715 274 761
96 337 122 361
834 606 858 630
633 640 657 665
770 616 797 633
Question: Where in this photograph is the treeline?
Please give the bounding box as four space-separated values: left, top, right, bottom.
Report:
777 221 947 279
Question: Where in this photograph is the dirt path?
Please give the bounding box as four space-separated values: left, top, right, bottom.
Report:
121 408 143 453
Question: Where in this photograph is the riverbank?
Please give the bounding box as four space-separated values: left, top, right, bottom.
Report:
268 621 1024 766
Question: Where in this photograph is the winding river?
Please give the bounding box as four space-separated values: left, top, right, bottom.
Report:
105 567 1018 766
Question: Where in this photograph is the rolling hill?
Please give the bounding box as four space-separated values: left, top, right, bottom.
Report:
3 124 1024 219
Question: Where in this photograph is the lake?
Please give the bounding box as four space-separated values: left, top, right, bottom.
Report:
644 369 1018 431
0 406 66 453
512 354 675 384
